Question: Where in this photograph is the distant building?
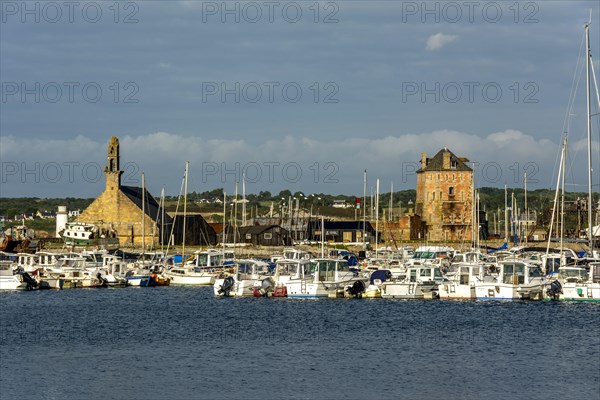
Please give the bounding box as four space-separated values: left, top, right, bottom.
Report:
332 200 350 208
415 148 473 242
223 224 292 246
68 210 80 218
307 220 377 243
79 136 214 247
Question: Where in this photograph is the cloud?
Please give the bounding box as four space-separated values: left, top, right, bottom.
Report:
426 33 458 51
4 130 597 198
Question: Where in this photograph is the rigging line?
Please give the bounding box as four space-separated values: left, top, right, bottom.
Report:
165 172 186 257
551 31 587 189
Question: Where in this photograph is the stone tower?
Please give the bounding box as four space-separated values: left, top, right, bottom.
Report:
415 148 473 242
105 136 123 192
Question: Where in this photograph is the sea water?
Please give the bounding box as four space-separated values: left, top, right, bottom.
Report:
1 287 598 400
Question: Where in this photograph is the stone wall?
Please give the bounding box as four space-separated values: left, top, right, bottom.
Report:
79 189 158 246
416 170 473 242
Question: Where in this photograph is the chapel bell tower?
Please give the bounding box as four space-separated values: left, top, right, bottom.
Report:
105 136 123 191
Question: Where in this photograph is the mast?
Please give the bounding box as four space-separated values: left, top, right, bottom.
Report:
141 172 145 256
560 139 567 263
182 161 188 262
320 215 325 258
223 191 226 251
233 180 238 248
375 178 380 257
160 186 165 250
242 174 246 227
504 184 508 245
389 182 393 222
585 21 594 253
363 170 367 247
546 136 567 259
524 172 528 246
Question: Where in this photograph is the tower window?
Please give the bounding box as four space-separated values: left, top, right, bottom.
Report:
449 187 455 196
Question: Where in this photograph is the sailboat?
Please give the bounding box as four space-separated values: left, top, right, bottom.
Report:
544 19 600 301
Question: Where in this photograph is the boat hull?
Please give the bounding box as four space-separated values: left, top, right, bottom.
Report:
438 283 475 300
0 276 26 290
380 282 439 299
475 282 543 300
167 274 215 286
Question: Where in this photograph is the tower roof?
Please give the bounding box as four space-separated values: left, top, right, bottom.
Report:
419 148 472 172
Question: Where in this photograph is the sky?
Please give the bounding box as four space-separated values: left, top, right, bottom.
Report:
1 0 600 198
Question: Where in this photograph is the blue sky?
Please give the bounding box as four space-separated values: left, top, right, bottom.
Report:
1 1 599 198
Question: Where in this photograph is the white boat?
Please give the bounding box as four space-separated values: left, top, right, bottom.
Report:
213 259 274 297
439 263 484 300
271 259 313 297
98 255 128 287
44 255 104 289
406 246 453 267
380 265 443 299
285 258 356 299
364 269 393 298
545 264 600 302
475 261 545 300
166 249 233 285
0 262 27 290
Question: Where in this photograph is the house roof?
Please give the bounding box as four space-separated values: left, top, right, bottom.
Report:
120 186 170 224
420 148 472 172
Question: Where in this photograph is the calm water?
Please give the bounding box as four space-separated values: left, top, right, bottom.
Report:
1 287 599 400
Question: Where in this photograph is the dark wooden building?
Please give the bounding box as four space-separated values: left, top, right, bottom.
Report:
224 224 292 246
307 220 378 243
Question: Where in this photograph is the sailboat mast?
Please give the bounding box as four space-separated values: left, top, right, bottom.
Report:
141 172 145 256
524 172 528 246
375 178 379 257
242 174 246 227
182 161 189 262
223 191 226 251
585 21 594 253
363 170 367 247
161 186 165 252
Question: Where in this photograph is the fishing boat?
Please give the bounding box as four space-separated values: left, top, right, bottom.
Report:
380 265 443 299
438 263 485 300
474 261 545 300
165 249 233 285
0 262 28 290
284 258 357 299
270 259 313 297
544 264 600 302
60 222 119 249
213 259 274 297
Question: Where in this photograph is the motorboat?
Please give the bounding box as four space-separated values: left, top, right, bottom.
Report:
380 265 443 299
284 258 357 299
475 261 545 300
213 259 274 297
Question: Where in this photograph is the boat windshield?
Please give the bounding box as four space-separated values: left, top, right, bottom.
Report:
278 262 299 275
504 263 525 276
528 267 543 277
198 253 223 266
413 251 437 260
316 260 338 281
561 268 586 278
337 261 349 272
